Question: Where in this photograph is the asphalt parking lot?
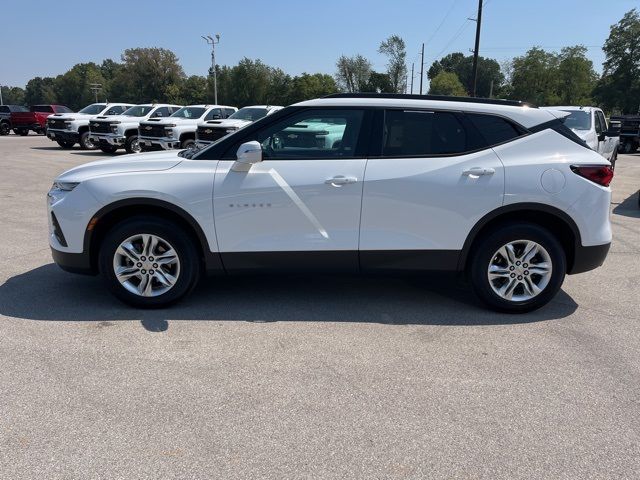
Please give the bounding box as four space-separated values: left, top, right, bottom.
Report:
0 133 639 479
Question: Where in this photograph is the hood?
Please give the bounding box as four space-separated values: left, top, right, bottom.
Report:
48 112 101 122
92 114 144 124
141 117 201 126
200 118 251 129
56 151 183 183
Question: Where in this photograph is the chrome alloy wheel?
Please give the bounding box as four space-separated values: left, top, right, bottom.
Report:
113 234 180 297
487 240 552 302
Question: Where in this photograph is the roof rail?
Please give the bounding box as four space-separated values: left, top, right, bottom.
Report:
323 93 537 108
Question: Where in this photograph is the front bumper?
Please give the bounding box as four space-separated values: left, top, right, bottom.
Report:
139 135 181 150
51 247 95 275
90 132 125 146
47 129 79 142
568 242 610 274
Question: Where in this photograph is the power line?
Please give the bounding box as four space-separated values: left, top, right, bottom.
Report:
425 0 460 46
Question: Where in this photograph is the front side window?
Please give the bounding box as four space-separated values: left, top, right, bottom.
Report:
382 110 477 157
151 107 170 118
171 107 206 119
237 109 365 160
228 107 268 122
467 113 525 146
596 111 607 133
105 105 127 115
204 108 222 121
123 105 154 117
79 104 107 115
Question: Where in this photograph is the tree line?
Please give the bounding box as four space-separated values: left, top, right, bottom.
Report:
2 9 638 114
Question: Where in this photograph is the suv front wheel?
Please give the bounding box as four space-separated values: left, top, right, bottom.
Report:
98 217 201 308
469 223 566 313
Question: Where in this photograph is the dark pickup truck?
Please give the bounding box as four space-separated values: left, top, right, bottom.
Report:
7 104 73 135
610 114 640 153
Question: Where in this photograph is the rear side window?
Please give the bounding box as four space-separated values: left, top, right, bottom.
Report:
382 110 482 157
31 105 54 113
467 113 526 146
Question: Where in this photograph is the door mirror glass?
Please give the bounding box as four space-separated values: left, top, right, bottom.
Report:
232 141 262 171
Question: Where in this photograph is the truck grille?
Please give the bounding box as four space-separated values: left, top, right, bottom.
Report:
197 126 228 142
139 124 167 138
89 121 112 134
48 118 67 130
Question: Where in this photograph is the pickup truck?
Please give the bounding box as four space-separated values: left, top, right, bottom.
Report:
46 103 134 149
138 104 237 151
10 105 73 135
89 103 182 154
545 106 619 168
610 114 640 154
194 105 282 148
0 105 27 135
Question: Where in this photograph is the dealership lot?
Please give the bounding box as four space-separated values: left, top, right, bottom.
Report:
0 134 639 478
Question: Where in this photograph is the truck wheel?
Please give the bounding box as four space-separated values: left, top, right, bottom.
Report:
623 141 637 154
181 138 195 150
98 217 201 308
125 135 142 154
56 140 75 149
15 128 29 136
469 223 566 313
79 131 96 150
0 122 9 135
99 145 118 154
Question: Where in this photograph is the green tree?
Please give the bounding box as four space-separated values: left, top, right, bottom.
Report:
378 35 407 93
428 52 504 97
24 77 57 105
1 86 25 105
594 9 640 113
110 47 185 103
364 72 394 93
286 73 338 104
508 47 560 105
556 46 597 105
53 62 107 110
335 54 372 92
428 71 467 96
215 58 291 106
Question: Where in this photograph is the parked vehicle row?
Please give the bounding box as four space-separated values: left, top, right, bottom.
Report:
0 104 72 136
47 93 614 313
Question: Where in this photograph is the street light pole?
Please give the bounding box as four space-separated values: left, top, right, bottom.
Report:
202 34 220 104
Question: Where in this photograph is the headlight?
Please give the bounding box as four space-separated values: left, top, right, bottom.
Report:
53 181 79 191
165 129 173 136
111 125 119 134
226 127 239 133
65 122 73 130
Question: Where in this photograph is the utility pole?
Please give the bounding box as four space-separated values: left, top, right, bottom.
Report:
202 34 220 104
419 43 425 95
470 0 483 97
89 83 102 102
0 84 3 105
410 62 414 94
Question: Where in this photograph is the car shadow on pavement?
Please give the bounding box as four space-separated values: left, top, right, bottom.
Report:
30 146 74 151
70 151 126 157
612 191 640 218
0 264 578 332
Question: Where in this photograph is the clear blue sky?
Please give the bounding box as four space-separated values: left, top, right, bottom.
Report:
1 0 637 88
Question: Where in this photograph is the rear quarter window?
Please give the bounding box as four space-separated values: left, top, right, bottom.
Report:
466 113 526 146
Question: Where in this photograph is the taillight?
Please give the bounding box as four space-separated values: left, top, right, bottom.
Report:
570 165 614 187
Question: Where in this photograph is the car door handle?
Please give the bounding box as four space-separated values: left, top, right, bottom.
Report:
325 175 357 186
462 167 495 176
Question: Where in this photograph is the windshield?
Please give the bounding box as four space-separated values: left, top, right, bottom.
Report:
561 110 591 131
122 105 154 117
170 106 206 119
78 104 107 115
229 107 268 121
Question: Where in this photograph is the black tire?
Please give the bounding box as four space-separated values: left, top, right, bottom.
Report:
16 128 29 136
469 223 566 313
622 141 637 154
0 122 10 136
79 131 96 150
125 135 142 154
98 217 201 308
99 145 118 154
56 140 75 149
180 138 195 150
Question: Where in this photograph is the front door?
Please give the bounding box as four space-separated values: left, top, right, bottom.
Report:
213 108 370 272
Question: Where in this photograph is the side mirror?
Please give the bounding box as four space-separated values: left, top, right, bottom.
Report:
605 129 619 138
232 141 262 172
598 132 606 142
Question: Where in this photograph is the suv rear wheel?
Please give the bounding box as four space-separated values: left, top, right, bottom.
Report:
56 140 75 149
469 223 566 313
98 217 201 308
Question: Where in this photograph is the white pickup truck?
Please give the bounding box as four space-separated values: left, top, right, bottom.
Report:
138 104 236 151
545 106 620 168
46 103 134 149
88 104 182 154
195 105 283 148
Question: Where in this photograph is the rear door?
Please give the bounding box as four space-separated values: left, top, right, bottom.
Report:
359 109 509 271
213 108 371 272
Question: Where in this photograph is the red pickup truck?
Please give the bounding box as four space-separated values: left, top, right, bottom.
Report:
10 104 73 135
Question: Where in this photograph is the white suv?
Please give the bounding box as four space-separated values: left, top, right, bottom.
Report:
88 104 182 154
138 104 236 151
47 94 613 312
46 103 134 150
195 105 283 149
544 106 619 168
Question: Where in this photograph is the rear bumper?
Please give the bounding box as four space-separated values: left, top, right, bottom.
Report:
568 242 610 274
51 247 96 275
47 130 79 142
